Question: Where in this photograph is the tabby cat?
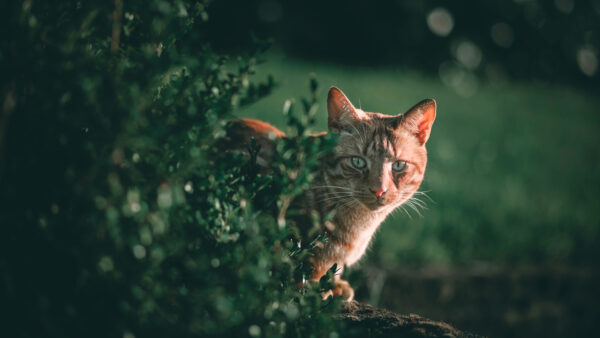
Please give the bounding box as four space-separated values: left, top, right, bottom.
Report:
225 87 436 300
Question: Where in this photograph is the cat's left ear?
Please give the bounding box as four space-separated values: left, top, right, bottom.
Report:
327 87 366 131
397 99 436 145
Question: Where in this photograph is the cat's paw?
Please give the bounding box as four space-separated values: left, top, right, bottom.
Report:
321 289 334 300
321 279 354 301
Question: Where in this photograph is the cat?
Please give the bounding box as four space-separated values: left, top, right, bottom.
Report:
224 87 436 301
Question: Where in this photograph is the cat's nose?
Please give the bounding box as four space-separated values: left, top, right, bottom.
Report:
371 188 386 198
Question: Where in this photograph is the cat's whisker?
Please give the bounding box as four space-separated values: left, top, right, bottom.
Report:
316 192 359 201
336 200 351 209
390 206 405 218
315 192 358 200
317 188 359 193
326 198 352 209
317 198 355 206
403 198 425 217
316 196 355 202
316 195 355 204
318 191 357 197
399 204 412 219
408 197 427 208
407 204 423 217
410 194 429 207
312 185 356 191
338 198 359 210
412 190 434 202
415 200 426 207
398 190 415 196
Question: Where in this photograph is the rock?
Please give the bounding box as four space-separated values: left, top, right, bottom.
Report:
337 301 485 338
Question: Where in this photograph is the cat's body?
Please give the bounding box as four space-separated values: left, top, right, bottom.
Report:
225 87 436 300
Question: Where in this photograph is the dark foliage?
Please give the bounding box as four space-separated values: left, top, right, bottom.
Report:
0 1 354 337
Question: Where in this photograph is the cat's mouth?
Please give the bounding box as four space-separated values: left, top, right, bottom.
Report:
360 198 388 211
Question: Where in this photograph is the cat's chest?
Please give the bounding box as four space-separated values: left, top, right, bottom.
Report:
341 229 377 266
331 212 386 266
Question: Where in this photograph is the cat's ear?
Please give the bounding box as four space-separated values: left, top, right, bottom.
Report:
398 99 436 145
327 87 365 131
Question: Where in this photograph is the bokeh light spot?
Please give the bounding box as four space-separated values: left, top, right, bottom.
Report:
439 61 465 87
491 23 514 48
439 60 479 97
157 185 173 209
130 202 141 213
248 325 261 337
454 40 482 69
98 256 114 272
454 72 479 97
427 8 454 37
133 245 146 259
150 213 167 234
283 303 299 319
139 227 152 245
554 0 575 14
577 47 598 76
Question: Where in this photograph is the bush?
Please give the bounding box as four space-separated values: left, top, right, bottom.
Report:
0 1 352 337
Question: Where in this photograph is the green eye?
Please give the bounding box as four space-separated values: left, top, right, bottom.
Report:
392 160 407 172
350 157 366 169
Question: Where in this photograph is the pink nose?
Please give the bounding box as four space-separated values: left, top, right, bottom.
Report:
375 189 386 198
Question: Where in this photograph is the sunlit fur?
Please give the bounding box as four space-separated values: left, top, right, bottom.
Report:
225 87 436 301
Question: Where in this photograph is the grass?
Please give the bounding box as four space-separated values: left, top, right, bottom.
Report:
235 53 600 267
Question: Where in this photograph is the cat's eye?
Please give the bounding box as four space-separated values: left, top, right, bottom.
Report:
392 160 407 172
350 157 367 169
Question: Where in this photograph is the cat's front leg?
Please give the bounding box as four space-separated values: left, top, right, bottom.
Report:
311 262 354 301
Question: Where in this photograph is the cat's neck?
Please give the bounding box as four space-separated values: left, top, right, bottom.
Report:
309 189 390 244
331 201 389 232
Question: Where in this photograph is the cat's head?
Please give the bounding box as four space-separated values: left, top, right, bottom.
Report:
323 87 436 213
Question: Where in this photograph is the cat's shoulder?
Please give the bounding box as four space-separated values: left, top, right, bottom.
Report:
231 118 286 138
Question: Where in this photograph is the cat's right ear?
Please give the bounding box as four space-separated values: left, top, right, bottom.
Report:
327 87 364 131
397 98 436 145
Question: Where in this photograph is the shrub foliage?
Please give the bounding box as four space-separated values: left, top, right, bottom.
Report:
0 1 348 337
